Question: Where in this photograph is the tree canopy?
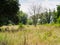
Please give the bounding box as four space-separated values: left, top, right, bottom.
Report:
17 11 27 24
0 0 19 26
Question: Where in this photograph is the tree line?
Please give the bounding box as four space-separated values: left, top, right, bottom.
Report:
28 5 60 26
0 0 60 26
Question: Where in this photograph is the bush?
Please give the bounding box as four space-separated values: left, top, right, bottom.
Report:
27 19 33 25
0 0 19 26
19 23 24 28
57 17 60 23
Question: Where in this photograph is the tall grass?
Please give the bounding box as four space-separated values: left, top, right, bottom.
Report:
0 25 60 45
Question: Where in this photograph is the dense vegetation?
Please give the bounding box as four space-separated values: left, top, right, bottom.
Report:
0 0 19 26
0 0 60 26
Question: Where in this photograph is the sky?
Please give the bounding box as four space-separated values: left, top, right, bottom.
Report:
19 0 60 14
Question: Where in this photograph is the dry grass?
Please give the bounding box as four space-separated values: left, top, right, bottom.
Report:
0 25 60 45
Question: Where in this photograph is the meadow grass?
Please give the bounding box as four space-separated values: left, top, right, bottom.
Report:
0 25 60 45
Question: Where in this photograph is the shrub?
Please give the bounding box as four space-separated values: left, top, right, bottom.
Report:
19 23 24 29
27 19 33 25
57 17 60 24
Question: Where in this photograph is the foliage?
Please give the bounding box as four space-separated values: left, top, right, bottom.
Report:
17 11 27 24
31 15 38 26
53 9 57 23
30 7 56 25
27 19 33 25
57 5 60 18
56 5 60 24
0 0 19 26
19 23 24 28
39 12 48 24
57 17 60 24
48 9 52 23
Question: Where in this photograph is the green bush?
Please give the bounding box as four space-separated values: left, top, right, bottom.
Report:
57 17 60 24
19 23 24 28
54 24 60 27
27 19 33 25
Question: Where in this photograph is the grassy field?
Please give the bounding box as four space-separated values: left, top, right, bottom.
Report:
0 24 60 45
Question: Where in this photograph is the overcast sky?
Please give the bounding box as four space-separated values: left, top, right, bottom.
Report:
19 0 60 14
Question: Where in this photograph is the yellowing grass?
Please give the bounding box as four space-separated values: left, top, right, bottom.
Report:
0 25 60 45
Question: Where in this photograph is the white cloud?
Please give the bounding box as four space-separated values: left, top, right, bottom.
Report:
42 1 60 9
20 0 60 15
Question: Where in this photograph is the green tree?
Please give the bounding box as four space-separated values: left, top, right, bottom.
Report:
53 9 57 23
47 9 51 23
57 17 60 23
27 19 33 25
56 5 60 23
38 12 48 24
57 5 60 18
18 11 27 24
44 11 49 24
31 15 38 26
38 9 52 24
0 0 19 26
